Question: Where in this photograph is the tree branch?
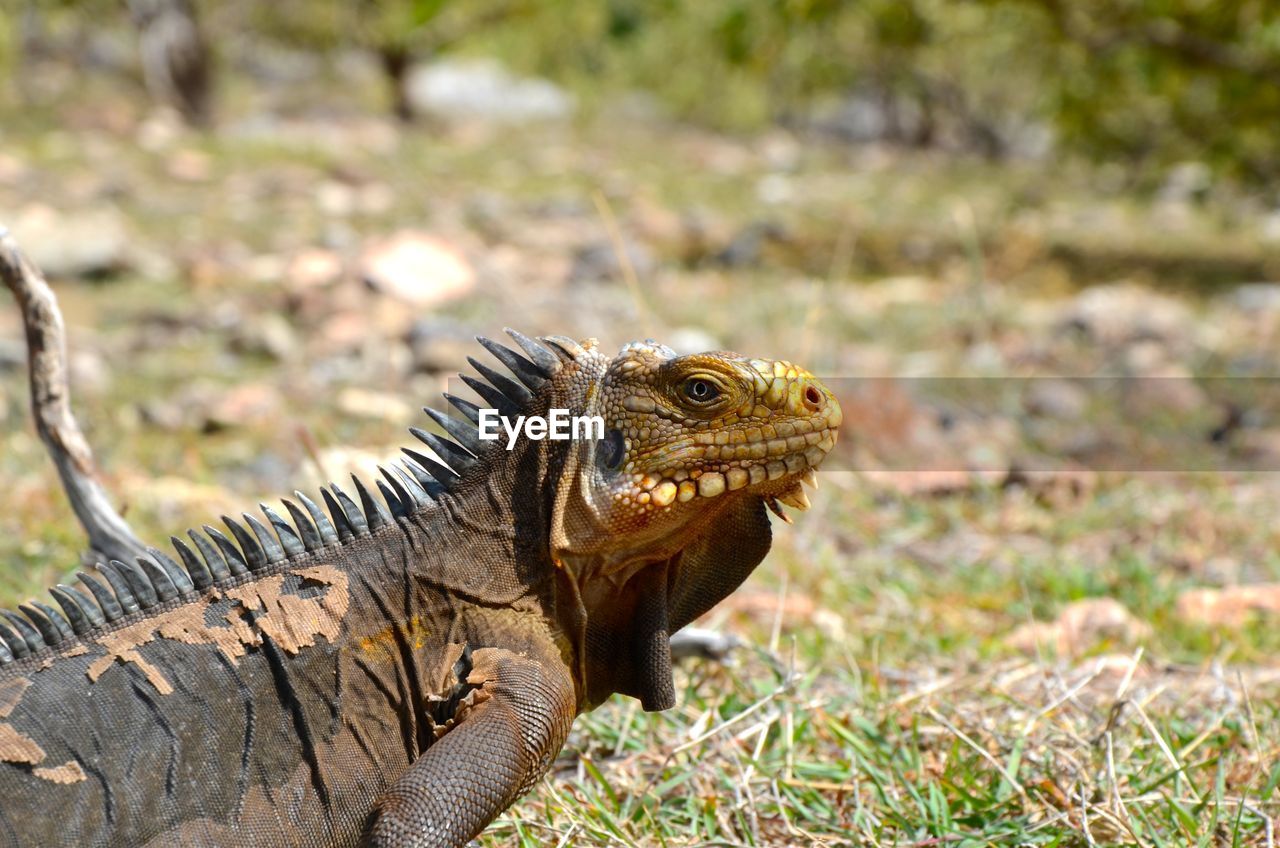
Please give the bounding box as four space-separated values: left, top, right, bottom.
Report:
0 225 149 565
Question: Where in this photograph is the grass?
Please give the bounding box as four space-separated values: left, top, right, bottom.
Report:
2 50 1279 846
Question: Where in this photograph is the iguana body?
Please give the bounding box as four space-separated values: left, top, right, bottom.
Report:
0 331 840 847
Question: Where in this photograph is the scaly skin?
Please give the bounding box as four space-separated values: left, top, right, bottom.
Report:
0 331 839 847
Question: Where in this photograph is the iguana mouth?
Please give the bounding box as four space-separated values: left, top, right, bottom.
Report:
763 468 819 524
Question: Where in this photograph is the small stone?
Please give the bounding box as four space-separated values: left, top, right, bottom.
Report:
165 149 213 182
569 239 655 285
284 249 344 294
336 388 413 426
230 314 298 361
359 232 475 307
1176 584 1280 627
1006 598 1150 658
11 204 130 279
1024 379 1088 420
405 58 575 124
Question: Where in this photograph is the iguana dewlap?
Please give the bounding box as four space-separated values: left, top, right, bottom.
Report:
0 331 840 847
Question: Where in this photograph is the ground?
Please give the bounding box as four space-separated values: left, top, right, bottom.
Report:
1 57 1279 846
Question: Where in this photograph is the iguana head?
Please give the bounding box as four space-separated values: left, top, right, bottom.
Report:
545 336 841 710
553 339 840 564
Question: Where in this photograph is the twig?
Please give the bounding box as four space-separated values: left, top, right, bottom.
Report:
0 225 148 565
591 190 654 338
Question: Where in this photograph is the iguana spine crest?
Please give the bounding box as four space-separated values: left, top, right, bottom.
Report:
0 329 569 669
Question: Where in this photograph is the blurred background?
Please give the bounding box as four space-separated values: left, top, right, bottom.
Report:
2 1 1280 844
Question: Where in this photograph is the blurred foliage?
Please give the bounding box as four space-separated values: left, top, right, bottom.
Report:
7 0 1280 183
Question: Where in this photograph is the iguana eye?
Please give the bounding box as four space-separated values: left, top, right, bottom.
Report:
682 378 720 404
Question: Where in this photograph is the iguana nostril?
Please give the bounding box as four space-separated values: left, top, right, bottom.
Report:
803 385 823 411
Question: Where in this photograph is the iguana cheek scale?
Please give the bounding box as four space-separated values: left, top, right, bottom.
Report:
0 330 839 847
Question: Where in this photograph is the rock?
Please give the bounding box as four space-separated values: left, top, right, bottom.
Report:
1120 356 1207 416
165 149 213 182
1023 379 1088 420
1177 584 1280 627
301 446 393 489
714 221 787 268
0 338 25 372
1157 161 1212 205
335 387 413 426
229 314 298 361
69 350 111 395
199 382 281 432
405 320 476 374
120 475 243 525
11 204 130 279
359 232 475 307
1006 598 1150 658
665 327 721 355
405 59 575 124
1230 283 1280 314
1056 284 1193 349
569 238 655 284
284 248 344 295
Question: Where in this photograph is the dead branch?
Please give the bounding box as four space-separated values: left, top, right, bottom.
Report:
0 225 148 565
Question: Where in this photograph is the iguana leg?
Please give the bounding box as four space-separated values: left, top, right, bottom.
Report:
360 648 576 848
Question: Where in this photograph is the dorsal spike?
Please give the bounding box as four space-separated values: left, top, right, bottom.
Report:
50 587 91 635
476 336 547 390
376 479 409 519
203 526 250 577
394 462 432 503
539 334 588 362
50 588 92 636
20 604 66 646
3 610 46 652
504 328 560 375
423 407 485 456
459 374 521 419
96 563 141 616
54 584 105 633
222 516 268 571
0 619 29 659
171 536 213 590
111 560 159 609
35 602 74 642
351 475 390 530
381 464 426 510
296 491 339 546
443 393 482 425
283 498 324 552
328 483 369 537
78 571 124 621
466 357 533 406
244 514 285 564
320 488 356 542
401 448 458 490
147 546 195 595
409 427 477 475
137 558 179 603
261 504 306 557
192 528 236 580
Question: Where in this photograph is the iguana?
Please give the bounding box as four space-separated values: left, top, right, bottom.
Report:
0 329 840 847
